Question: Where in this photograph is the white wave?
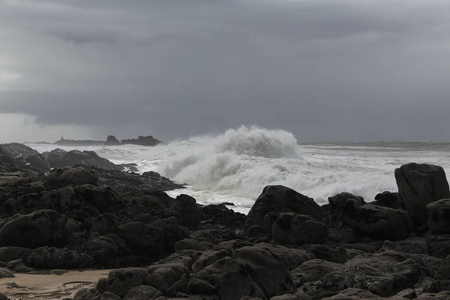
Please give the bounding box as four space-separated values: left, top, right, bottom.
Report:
26 126 450 214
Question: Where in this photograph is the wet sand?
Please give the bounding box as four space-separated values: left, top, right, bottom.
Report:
0 269 110 299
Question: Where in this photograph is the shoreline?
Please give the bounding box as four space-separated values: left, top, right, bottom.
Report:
0 269 110 299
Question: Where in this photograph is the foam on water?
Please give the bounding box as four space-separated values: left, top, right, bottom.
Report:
27 126 450 214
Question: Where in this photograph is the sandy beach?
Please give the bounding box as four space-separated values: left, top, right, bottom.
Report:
0 269 110 299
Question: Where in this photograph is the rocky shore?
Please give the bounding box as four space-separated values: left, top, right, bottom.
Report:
0 143 449 299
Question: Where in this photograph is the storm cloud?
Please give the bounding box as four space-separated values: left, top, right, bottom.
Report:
1 0 450 142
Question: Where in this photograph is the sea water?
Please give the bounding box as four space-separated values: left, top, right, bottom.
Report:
27 126 450 214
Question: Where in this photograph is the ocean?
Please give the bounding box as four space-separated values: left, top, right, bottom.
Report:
27 126 450 214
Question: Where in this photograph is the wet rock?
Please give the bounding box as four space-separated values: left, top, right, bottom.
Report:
328 192 365 229
46 166 98 188
107 268 148 298
271 212 328 245
322 288 383 299
395 163 450 233
216 258 266 300
427 199 450 234
358 204 412 241
121 135 162 146
245 185 324 240
374 191 403 209
0 209 81 248
22 246 94 269
42 148 122 170
123 285 162 300
231 243 296 298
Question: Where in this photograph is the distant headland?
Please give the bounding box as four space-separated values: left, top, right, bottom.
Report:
53 135 163 147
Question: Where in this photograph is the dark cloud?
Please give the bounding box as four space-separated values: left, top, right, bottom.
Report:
1 0 450 142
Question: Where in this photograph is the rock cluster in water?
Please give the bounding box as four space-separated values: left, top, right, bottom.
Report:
54 135 163 147
0 143 450 299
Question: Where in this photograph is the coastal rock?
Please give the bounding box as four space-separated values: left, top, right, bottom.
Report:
230 243 296 298
121 135 162 146
374 191 403 209
427 199 450 234
22 246 94 269
245 185 324 239
328 192 365 229
216 258 266 300
107 268 148 298
395 163 450 233
358 204 412 241
322 288 383 299
0 209 81 248
271 212 328 245
46 166 98 188
169 194 201 230
95 168 183 194
0 143 50 176
42 148 122 170
123 285 162 300
105 135 121 146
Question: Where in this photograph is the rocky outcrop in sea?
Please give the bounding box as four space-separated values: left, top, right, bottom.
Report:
0 144 449 299
54 135 163 147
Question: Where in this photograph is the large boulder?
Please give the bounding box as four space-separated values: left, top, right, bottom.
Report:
271 212 328 245
0 209 81 248
395 163 450 233
358 204 412 241
245 185 324 239
328 192 365 229
46 166 98 188
107 268 149 298
427 199 450 235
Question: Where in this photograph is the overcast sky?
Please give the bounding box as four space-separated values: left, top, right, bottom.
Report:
1 0 450 143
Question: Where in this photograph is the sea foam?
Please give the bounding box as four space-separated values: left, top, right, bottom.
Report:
27 126 450 214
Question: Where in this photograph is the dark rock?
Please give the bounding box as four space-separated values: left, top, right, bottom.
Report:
427 199 450 234
94 168 183 194
231 243 296 298
107 268 148 298
395 163 450 233
374 191 403 209
0 267 14 278
175 239 207 251
0 143 50 176
245 185 324 239
427 235 450 259
271 212 328 245
22 246 94 269
358 204 412 241
170 194 201 230
306 244 349 263
43 148 123 170
216 258 266 300
121 136 162 146
46 166 98 188
149 217 190 253
123 285 162 300
84 234 128 265
328 192 365 229
105 135 121 146
0 246 33 262
0 209 81 248
6 259 34 272
147 256 192 293
321 288 383 299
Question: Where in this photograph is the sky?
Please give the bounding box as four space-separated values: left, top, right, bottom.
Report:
1 0 450 143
